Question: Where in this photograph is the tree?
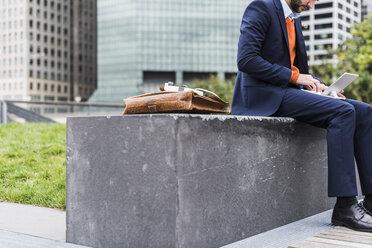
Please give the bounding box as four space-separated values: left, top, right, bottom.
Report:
337 15 372 103
311 15 372 103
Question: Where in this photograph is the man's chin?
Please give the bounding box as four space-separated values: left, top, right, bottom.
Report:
297 6 309 12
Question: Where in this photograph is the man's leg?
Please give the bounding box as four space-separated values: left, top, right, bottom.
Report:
345 99 372 196
272 88 357 196
345 99 372 213
272 88 372 232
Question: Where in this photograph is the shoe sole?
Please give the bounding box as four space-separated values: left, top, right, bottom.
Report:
332 218 372 233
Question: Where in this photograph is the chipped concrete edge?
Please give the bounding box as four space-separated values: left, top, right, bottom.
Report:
66 114 295 123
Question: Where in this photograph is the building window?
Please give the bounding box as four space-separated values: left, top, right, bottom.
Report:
315 13 333 20
315 2 332 9
315 33 332 39
302 25 310 31
301 15 309 21
57 85 61 92
314 44 332 51
314 54 333 60
44 83 48 91
315 23 333 30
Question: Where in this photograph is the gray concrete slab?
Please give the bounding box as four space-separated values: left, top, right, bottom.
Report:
0 202 66 241
67 114 335 248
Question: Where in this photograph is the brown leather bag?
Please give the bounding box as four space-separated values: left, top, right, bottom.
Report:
123 88 230 114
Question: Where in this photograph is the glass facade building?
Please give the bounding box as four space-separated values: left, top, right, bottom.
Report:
91 0 250 103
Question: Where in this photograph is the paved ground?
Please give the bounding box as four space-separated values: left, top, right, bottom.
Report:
0 201 91 247
0 230 90 248
0 202 66 241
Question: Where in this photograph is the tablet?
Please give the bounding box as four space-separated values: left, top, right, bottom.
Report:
322 73 359 97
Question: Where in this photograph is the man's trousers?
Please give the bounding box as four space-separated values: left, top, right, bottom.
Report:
272 87 372 197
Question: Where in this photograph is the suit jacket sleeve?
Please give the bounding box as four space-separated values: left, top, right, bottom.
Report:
237 1 292 87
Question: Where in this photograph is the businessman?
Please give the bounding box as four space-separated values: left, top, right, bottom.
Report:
232 0 372 232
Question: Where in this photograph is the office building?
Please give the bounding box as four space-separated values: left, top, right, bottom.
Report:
91 0 250 103
301 0 362 66
361 0 372 19
0 0 97 102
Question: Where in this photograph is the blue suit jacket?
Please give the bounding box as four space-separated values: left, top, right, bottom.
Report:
231 0 313 116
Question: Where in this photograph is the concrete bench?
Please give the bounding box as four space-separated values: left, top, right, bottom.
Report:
66 114 334 248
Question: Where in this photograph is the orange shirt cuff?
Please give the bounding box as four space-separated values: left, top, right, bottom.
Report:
290 68 300 84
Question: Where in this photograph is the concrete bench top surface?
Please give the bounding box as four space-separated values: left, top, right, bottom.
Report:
68 113 296 122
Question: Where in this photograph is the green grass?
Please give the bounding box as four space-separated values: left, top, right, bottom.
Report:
0 123 66 210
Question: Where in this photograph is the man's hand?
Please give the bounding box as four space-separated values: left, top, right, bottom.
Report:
295 74 324 92
338 90 346 99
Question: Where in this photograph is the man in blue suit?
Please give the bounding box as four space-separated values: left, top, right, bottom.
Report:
232 0 372 232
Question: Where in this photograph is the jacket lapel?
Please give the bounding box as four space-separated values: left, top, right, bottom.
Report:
294 19 309 72
274 0 289 51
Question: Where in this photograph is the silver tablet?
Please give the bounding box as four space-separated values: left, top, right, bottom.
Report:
322 73 359 97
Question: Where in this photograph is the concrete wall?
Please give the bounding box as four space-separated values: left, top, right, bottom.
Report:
66 114 334 248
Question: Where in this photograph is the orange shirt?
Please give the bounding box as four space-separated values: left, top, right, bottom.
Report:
285 17 300 84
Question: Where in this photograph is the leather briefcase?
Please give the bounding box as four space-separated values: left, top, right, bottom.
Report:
123 89 230 114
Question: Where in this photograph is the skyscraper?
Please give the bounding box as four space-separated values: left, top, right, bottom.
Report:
91 0 249 103
0 0 97 102
361 0 372 19
301 0 362 66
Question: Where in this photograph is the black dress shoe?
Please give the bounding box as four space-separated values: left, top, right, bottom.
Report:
361 200 372 214
332 202 372 232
